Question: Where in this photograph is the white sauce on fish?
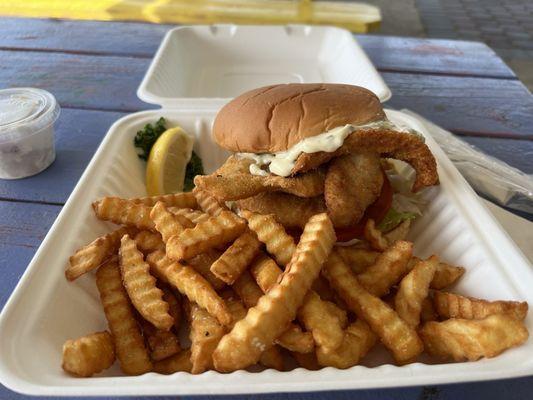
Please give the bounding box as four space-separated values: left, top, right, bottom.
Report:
238 120 420 177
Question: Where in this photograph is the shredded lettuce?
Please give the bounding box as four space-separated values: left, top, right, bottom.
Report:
378 208 418 232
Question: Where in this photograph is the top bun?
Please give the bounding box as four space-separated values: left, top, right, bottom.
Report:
213 83 385 153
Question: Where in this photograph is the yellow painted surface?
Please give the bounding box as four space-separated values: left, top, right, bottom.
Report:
0 0 381 33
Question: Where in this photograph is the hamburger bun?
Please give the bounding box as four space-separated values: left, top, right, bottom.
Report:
213 83 385 153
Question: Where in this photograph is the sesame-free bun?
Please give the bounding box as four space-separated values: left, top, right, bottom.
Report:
213 83 385 153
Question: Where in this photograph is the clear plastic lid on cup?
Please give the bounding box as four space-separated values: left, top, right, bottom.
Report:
0 88 60 179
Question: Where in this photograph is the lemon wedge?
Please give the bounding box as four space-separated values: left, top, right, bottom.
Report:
146 126 194 196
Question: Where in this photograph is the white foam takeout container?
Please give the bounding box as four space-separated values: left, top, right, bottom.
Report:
0 25 532 396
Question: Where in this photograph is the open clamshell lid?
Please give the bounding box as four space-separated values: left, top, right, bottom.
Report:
137 24 391 110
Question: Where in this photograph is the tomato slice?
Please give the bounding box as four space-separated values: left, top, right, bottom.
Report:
334 173 393 242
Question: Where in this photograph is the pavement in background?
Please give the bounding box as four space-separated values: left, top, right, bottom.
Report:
364 0 533 91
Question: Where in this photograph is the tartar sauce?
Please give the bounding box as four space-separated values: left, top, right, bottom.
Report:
238 120 419 177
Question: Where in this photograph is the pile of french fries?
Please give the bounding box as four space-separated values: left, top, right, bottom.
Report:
62 189 529 377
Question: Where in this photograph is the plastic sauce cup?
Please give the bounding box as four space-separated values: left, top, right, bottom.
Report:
0 88 61 179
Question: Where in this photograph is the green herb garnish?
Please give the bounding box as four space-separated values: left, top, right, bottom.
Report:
184 151 204 192
134 117 167 160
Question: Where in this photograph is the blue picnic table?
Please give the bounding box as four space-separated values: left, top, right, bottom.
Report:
0 17 532 400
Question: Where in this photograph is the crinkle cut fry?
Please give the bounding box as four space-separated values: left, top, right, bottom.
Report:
250 253 346 352
334 246 379 274
363 219 389 251
213 213 335 372
394 256 438 328
153 350 192 374
291 128 438 192
134 230 165 254
119 235 174 331
62 331 115 377
232 271 314 354
66 226 134 281
357 240 413 297
323 250 423 364
145 250 232 326
193 188 228 216
92 197 154 231
129 192 197 208
150 201 193 243
187 250 227 291
316 320 377 369
166 210 246 260
420 314 528 361
224 292 284 371
95 259 152 375
433 291 528 321
169 208 211 224
185 301 226 374
242 210 296 266
139 318 181 361
210 230 262 284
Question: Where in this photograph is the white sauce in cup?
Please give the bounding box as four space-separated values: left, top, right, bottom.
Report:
0 88 60 179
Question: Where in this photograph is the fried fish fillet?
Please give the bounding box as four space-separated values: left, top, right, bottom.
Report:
236 192 326 228
194 156 325 201
324 153 383 227
291 128 438 192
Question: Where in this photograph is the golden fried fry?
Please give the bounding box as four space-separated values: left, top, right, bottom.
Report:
312 275 337 302
187 250 226 291
166 211 246 261
92 197 154 230
433 291 528 321
195 156 325 201
298 291 346 353
66 227 133 281
363 219 389 251
421 297 437 322
185 301 226 374
316 320 377 369
293 351 321 370
250 254 346 352
335 246 380 274
150 201 194 243
153 350 192 374
140 319 181 361
62 331 115 377
323 250 423 364
237 192 326 229
169 208 210 224
291 127 438 192
232 270 314 354
119 235 173 331
394 256 438 328
431 261 466 289
357 241 413 297
96 260 152 375
161 285 182 331
325 153 383 227
134 230 165 254
242 210 296 266
210 231 262 284
384 219 411 243
213 213 335 372
420 314 528 361
129 192 197 208
145 250 232 326
223 291 284 371
193 188 228 216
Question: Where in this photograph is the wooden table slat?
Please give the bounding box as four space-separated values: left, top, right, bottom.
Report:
0 50 530 138
0 17 516 78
